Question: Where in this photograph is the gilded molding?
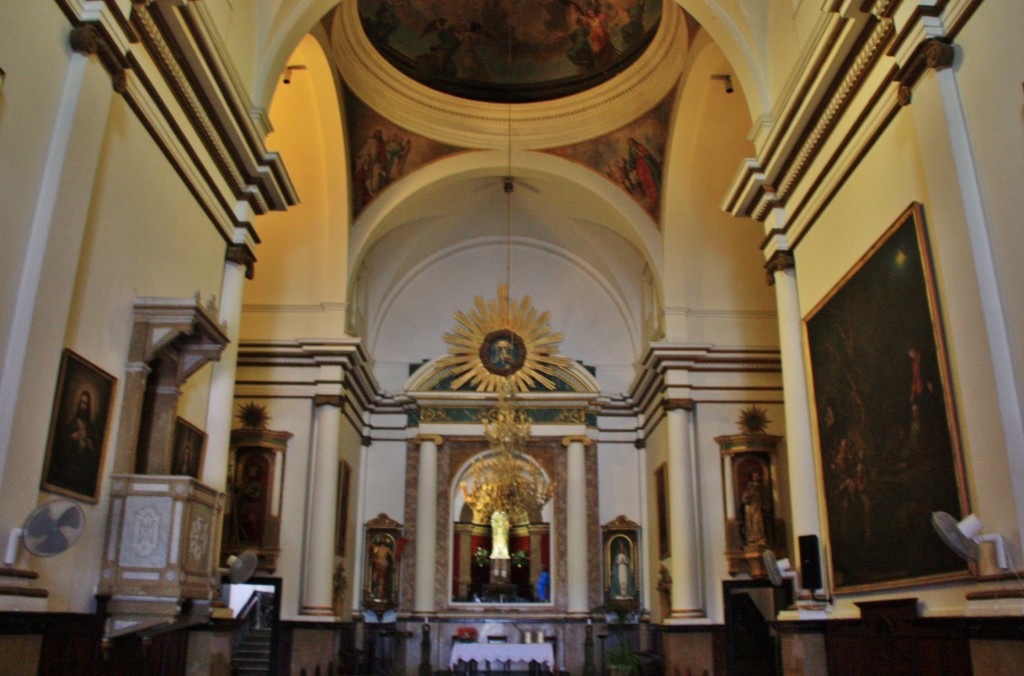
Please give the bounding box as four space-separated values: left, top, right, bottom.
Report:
764 251 796 286
561 435 593 447
414 434 444 447
225 243 257 280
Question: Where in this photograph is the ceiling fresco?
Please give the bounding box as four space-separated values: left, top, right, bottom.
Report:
357 0 662 102
545 91 674 223
345 88 465 216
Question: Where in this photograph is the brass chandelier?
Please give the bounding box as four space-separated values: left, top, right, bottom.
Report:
461 379 554 527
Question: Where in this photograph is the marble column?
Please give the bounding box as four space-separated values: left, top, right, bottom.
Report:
302 396 342 616
665 401 702 619
766 246 822 582
203 229 256 492
562 435 591 613
414 434 442 614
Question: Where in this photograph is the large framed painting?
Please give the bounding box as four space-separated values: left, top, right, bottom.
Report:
172 417 206 479
806 203 969 592
41 349 117 503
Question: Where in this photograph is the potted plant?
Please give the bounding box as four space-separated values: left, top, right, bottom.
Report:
604 640 642 675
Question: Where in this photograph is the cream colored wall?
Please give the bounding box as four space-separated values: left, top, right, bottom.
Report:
661 34 777 348
794 66 1019 615
2 87 226 613
0 2 69 356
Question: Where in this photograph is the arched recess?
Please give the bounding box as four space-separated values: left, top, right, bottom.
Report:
365 236 647 378
248 33 350 313
657 27 775 345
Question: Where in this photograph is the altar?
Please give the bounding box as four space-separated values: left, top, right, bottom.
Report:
449 642 555 672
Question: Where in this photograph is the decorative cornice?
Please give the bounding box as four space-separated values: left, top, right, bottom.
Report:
764 251 796 286
226 242 257 280
894 38 956 106
57 0 298 246
724 4 897 223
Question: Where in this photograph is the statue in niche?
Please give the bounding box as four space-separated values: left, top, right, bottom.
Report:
368 534 396 602
235 454 269 545
490 511 510 559
740 467 771 546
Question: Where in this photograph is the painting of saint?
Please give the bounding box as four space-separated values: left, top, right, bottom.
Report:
41 350 116 503
172 418 205 479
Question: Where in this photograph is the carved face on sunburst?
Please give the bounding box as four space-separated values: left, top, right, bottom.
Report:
438 284 572 392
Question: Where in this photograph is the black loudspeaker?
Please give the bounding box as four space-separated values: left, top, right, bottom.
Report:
798 534 823 591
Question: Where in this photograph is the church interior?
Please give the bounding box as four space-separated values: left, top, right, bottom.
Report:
1 0 1023 674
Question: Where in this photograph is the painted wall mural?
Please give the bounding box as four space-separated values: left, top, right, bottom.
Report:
545 91 673 222
345 88 464 216
357 0 662 101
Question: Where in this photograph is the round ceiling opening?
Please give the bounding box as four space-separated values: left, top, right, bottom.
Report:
357 0 662 102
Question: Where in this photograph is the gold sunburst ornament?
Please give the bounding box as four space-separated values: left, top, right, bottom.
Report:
438 284 572 392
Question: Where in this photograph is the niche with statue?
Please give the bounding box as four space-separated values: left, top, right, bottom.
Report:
221 402 290 573
717 406 789 578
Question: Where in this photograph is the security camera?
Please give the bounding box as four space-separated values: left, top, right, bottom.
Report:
712 74 734 94
283 74 291 85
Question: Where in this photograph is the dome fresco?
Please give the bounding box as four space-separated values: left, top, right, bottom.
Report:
357 0 662 102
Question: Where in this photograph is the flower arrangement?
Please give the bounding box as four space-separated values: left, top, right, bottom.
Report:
454 627 478 643
473 547 490 567
511 549 529 568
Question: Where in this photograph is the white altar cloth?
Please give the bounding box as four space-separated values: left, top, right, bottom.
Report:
449 642 555 669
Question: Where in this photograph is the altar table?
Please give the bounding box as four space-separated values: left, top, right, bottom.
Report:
449 642 555 670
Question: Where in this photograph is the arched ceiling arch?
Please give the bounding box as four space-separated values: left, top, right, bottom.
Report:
348 150 664 287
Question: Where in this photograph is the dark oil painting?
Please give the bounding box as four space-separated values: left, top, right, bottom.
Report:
806 203 968 591
41 349 116 503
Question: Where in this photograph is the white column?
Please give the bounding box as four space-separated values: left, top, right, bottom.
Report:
766 245 823 569
302 396 342 616
928 37 1024 538
563 435 591 613
351 439 371 614
0 46 113 514
202 226 255 492
665 402 702 619
414 434 441 614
